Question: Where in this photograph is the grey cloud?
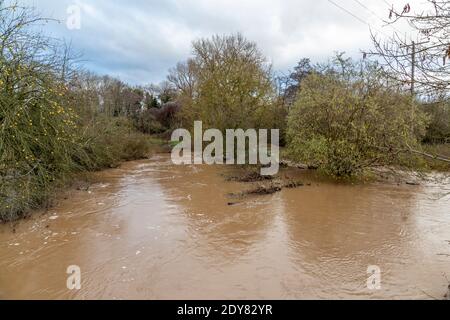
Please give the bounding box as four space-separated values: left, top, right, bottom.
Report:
22 0 398 84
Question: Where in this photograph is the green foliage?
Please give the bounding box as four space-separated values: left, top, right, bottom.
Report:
0 3 79 220
287 57 429 177
170 34 282 132
146 95 160 109
82 117 153 165
0 74 80 219
133 109 166 134
1 114 154 221
0 3 155 221
422 143 450 171
422 101 450 144
1 0 447 221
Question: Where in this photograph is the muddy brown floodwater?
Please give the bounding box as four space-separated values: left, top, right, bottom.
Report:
0 154 449 300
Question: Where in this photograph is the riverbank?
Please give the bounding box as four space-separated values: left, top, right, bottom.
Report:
3 136 449 224
0 128 168 223
281 143 450 184
423 144 450 171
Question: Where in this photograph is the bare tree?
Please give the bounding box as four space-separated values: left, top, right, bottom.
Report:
369 1 450 96
167 59 197 99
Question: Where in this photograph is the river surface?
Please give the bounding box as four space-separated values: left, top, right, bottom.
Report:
0 154 449 300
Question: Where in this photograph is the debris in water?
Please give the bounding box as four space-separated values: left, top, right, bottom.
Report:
283 180 305 189
228 183 281 198
226 170 274 183
245 183 282 195
280 159 309 169
229 178 308 198
76 182 90 191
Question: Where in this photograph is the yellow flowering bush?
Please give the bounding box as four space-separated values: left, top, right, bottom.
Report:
0 2 153 220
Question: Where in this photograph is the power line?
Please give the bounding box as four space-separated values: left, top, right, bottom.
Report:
352 0 402 34
382 0 393 8
327 0 391 38
355 0 419 99
353 0 386 23
327 0 368 26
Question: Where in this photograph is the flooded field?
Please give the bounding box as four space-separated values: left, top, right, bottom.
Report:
0 154 449 300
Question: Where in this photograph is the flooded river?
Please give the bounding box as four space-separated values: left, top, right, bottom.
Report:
0 154 449 299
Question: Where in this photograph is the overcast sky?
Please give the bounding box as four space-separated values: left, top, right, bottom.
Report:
22 0 414 85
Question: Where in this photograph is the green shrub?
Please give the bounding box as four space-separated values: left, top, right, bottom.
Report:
76 116 154 168
133 109 166 134
1 115 153 221
287 59 429 178
0 3 85 220
422 102 450 144
422 143 450 171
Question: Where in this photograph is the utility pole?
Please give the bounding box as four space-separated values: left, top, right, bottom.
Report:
400 40 422 132
402 40 431 107
410 41 416 133
410 41 415 97
400 40 428 97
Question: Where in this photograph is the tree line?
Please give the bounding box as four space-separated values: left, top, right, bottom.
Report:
1 1 449 221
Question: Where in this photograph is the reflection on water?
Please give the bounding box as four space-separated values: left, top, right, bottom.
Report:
0 154 449 299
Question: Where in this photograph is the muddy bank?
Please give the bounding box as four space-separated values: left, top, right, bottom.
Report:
0 154 449 300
